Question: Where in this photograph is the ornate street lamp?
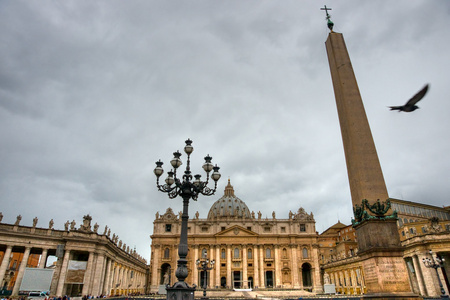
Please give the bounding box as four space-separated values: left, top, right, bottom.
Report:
154 139 221 300
196 257 215 300
422 250 447 297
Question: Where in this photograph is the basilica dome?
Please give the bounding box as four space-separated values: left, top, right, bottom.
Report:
207 179 251 219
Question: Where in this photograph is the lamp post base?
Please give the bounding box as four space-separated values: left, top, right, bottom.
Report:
166 282 196 300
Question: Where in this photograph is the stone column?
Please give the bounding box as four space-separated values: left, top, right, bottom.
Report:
274 246 281 287
312 246 323 293
412 255 426 296
259 246 265 288
418 252 439 296
215 246 220 288
12 247 31 296
123 268 128 294
113 264 120 295
290 245 299 288
351 269 357 294
209 247 215 288
103 258 113 295
193 246 199 286
82 252 95 295
298 265 303 289
91 253 106 296
253 245 259 288
0 245 13 285
226 245 232 288
242 246 248 288
56 250 71 296
39 248 48 269
118 266 124 293
151 245 160 289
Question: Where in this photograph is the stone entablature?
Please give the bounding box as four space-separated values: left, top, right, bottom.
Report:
0 214 149 297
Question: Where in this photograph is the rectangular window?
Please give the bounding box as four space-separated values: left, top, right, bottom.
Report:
247 227 252 231
300 224 306 232
202 227 208 232
281 227 286 233
264 227 271 232
165 224 172 232
221 226 226 231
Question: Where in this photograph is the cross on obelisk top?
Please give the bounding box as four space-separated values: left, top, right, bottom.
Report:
321 5 332 18
320 5 334 31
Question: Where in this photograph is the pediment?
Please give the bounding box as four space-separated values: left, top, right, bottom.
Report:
214 225 258 237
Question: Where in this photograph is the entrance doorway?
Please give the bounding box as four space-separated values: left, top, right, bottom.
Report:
302 263 312 288
248 277 253 289
265 271 273 288
199 270 209 288
233 271 241 288
220 277 226 288
160 263 171 285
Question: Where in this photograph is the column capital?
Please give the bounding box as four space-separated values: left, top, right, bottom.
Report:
289 244 298 248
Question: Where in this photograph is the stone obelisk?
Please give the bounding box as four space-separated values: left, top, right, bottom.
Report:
324 11 416 297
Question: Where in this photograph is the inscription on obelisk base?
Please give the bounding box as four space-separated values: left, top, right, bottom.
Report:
362 256 412 294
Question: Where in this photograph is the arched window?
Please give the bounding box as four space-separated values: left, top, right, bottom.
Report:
234 248 240 258
282 248 287 258
302 248 308 258
248 249 252 259
164 248 170 258
266 248 271 258
202 248 207 258
221 249 226 259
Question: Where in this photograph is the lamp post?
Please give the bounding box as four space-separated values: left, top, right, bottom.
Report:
422 250 447 298
154 139 221 300
196 257 215 300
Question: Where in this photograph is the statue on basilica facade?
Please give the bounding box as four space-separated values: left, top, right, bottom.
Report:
324 272 330 284
32 217 38 227
70 220 76 230
258 211 262 219
15 215 22 226
163 271 170 285
64 220 69 231
49 219 54 229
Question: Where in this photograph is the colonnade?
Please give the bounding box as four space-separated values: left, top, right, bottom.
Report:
327 266 365 295
0 245 50 296
404 252 450 297
52 249 147 297
0 244 147 297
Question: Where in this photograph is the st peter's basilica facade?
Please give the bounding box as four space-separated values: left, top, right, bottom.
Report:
149 180 322 293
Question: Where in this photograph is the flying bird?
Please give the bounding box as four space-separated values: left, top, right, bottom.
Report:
389 84 429 112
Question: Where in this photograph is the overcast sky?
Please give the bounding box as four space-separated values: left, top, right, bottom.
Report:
1 1 449 262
